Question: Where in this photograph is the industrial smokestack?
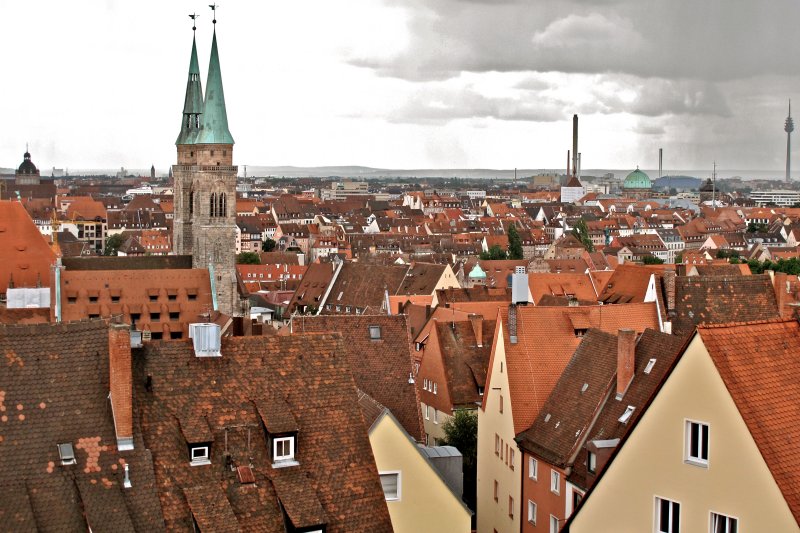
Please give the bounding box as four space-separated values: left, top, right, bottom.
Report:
572 114 579 178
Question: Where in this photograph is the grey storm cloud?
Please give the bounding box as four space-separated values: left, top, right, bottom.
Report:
353 0 800 82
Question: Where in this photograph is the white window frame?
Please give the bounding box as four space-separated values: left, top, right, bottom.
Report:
433 382 438 394
550 470 560 494
685 419 710 467
369 325 381 339
588 451 597 473
654 496 681 533
529 456 538 480
528 500 537 525
273 436 295 462
190 445 210 466
425 404 430 420
379 470 401 501
550 515 560 533
709 511 738 533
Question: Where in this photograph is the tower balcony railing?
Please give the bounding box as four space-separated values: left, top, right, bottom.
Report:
173 164 238 172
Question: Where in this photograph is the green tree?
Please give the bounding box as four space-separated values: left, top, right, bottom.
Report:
236 251 261 264
262 238 277 252
746 222 767 233
440 409 478 512
104 234 125 256
570 219 595 252
507 224 524 260
479 245 508 260
642 255 665 265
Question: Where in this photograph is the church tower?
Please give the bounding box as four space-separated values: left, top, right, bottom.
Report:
173 13 240 316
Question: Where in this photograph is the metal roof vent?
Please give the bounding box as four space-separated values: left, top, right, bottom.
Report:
188 323 222 357
58 442 76 466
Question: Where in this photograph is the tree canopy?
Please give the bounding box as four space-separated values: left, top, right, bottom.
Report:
480 245 508 260
236 251 261 264
570 220 595 252
507 224 523 260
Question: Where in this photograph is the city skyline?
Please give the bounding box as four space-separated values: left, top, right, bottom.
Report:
1 1 799 172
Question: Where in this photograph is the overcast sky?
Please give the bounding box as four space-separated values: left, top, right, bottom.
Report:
1 0 798 173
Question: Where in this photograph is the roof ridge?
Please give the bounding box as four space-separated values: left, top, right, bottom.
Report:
697 317 796 330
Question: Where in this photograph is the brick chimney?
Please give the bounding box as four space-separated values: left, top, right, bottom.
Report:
616 329 636 399
662 269 676 315
469 314 483 347
109 323 134 450
774 272 789 318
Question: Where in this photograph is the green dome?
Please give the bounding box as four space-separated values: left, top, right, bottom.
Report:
469 264 487 279
623 167 652 189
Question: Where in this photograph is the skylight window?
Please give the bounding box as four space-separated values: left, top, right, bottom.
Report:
369 325 381 340
618 405 635 424
57 442 76 465
644 358 657 374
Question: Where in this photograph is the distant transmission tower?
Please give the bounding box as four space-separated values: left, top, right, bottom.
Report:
785 99 794 183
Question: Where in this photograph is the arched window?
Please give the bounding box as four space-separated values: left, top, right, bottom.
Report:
210 192 217 217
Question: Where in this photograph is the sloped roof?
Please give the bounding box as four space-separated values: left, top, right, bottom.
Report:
436 319 496 408
674 274 780 335
0 200 55 294
0 321 165 532
529 272 597 305
138 333 392 532
290 314 423 441
699 319 800 524
492 303 661 434
322 263 408 313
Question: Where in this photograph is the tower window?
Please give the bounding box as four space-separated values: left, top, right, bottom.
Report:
210 193 217 217
210 150 215 156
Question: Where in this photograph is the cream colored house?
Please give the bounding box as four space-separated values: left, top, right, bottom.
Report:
361 391 472 533
568 319 800 532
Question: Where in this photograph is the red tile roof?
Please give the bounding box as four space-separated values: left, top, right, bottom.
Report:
699 319 800 524
489 303 661 434
0 200 56 295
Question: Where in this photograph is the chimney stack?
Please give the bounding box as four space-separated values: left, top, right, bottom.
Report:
109 324 134 450
663 269 676 315
572 115 579 179
774 272 789 318
616 329 636 399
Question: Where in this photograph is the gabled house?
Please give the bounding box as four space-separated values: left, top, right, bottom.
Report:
566 319 800 533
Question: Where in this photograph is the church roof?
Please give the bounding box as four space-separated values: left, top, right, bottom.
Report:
196 30 234 145
16 151 38 175
622 167 651 190
175 35 204 145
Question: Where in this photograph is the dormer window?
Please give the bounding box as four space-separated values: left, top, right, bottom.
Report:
369 325 382 340
190 445 211 466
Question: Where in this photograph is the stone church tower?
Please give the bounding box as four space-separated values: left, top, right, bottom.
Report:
173 26 241 317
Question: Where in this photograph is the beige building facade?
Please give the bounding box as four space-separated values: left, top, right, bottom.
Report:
569 333 799 532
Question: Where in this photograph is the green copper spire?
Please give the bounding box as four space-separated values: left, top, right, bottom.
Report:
175 35 204 145
197 29 235 145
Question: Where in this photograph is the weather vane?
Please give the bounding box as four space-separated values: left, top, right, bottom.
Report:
189 12 199 32
209 3 218 25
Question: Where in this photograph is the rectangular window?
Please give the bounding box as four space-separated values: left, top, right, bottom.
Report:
150 313 160 322
380 472 401 501
509 449 515 470
588 451 597 473
656 497 680 533
551 470 560 494
425 405 430 420
369 325 381 339
190 445 210 465
273 436 295 462
495 434 500 456
710 512 737 533
550 515 559 533
499 394 504 413
433 409 438 424
528 500 537 525
508 495 514 518
685 420 709 466
529 457 538 480
130 313 141 322
433 382 438 394
169 312 180 321
493 480 499 502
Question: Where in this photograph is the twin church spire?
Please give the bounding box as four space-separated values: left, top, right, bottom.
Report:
176 10 234 146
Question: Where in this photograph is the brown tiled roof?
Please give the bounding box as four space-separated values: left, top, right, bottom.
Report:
183 484 241 533
322 263 408 314
62 255 193 271
435 320 495 408
436 286 511 305
137 333 392 532
674 274 780 335
286 262 336 316
598 263 659 303
699 319 800 523
489 303 661 434
529 272 598 304
290 315 424 441
0 321 165 532
395 263 447 295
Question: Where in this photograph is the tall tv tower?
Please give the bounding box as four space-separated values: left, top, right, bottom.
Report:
785 99 794 183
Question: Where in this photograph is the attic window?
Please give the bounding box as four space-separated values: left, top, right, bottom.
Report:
618 405 635 424
57 442 77 465
581 383 589 393
190 445 211 466
273 436 295 463
369 325 381 340
644 358 657 374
